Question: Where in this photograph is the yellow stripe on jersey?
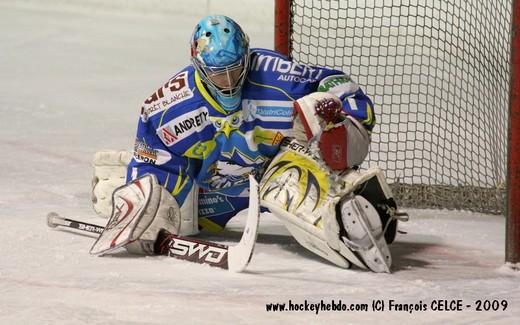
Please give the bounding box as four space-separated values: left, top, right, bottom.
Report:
361 102 374 128
198 217 225 233
253 127 285 146
158 104 173 128
246 78 296 101
171 166 189 196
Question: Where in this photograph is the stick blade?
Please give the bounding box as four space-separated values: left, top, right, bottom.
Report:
227 175 260 272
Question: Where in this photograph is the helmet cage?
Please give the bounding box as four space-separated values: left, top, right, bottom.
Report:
191 46 250 98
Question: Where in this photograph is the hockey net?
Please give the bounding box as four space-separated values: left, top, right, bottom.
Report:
275 0 512 215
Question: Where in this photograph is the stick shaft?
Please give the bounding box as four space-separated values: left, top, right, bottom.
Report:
47 212 104 234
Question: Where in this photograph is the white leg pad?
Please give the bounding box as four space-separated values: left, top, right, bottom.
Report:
262 201 351 268
339 195 392 273
259 138 397 272
91 150 132 217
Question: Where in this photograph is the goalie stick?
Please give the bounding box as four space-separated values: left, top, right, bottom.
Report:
47 176 260 272
47 213 105 235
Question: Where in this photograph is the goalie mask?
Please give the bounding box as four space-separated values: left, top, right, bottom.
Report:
190 15 250 113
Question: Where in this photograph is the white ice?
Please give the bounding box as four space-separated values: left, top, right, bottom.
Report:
0 1 519 324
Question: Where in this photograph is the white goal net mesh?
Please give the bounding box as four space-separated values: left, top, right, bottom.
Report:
288 0 512 214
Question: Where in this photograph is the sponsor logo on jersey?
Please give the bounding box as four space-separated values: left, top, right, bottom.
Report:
198 193 235 217
251 54 323 83
317 74 359 97
256 106 292 117
140 103 162 122
317 75 352 92
277 74 317 83
141 71 193 122
158 108 210 146
133 139 172 165
244 99 294 122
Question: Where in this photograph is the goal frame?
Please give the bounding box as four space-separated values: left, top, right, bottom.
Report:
508 0 520 264
274 0 520 264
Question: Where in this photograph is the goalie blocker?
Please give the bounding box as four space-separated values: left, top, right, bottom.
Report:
259 137 404 273
90 173 198 256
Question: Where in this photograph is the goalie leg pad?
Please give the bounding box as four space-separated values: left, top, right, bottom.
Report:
261 200 352 269
90 174 189 256
344 166 401 244
91 150 132 217
259 138 366 270
337 195 391 273
260 138 394 272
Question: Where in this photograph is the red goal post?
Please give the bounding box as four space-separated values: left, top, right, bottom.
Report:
274 0 520 264
508 0 520 264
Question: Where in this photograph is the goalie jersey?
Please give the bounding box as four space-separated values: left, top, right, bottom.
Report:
127 48 375 228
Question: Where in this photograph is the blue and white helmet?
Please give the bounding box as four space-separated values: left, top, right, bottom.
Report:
190 15 250 112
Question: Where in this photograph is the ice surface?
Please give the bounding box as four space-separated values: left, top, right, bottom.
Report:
0 1 518 324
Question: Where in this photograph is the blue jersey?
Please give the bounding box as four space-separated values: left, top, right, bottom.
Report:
127 48 374 214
